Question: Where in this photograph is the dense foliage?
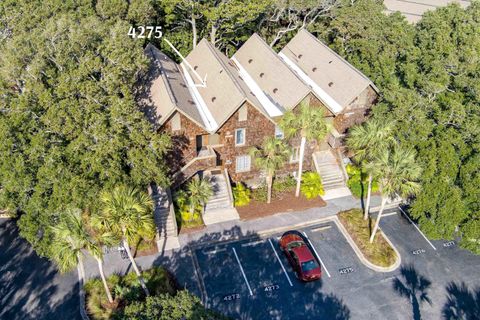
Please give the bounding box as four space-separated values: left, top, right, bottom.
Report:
122 290 226 320
317 1 479 253
346 164 379 199
300 172 324 199
0 0 171 257
232 183 251 207
84 267 177 319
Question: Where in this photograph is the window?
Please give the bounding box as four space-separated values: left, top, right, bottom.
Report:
275 125 284 139
238 105 248 121
236 155 251 173
235 128 245 146
171 112 181 131
290 147 300 163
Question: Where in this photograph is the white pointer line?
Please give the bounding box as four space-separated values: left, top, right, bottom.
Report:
232 247 253 296
302 232 331 278
268 238 293 287
398 206 437 251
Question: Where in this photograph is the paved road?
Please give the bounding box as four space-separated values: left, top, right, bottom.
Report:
185 209 480 319
0 218 80 320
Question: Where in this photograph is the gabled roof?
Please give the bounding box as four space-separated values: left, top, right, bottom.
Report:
232 33 311 114
183 39 269 131
142 44 206 129
280 29 377 114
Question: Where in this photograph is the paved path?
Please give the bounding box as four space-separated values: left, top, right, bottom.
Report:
0 219 80 320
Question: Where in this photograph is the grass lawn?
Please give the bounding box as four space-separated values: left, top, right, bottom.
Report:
338 209 397 267
84 267 176 320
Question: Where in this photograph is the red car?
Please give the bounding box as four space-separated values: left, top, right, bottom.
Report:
279 232 321 281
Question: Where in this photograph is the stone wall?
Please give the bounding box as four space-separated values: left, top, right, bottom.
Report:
214 102 276 182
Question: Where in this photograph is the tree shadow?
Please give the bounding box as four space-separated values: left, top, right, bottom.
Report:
150 226 350 319
392 264 432 320
442 281 480 320
0 218 80 320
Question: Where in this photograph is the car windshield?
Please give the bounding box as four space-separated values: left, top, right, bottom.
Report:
301 259 319 272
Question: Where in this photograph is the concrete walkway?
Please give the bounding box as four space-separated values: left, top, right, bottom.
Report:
83 195 384 282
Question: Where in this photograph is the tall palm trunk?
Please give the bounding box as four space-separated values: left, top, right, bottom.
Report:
295 136 306 197
370 196 387 243
122 237 150 296
364 173 373 220
95 256 113 303
266 174 273 204
77 255 88 319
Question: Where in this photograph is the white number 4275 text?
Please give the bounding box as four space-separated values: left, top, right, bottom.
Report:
128 26 162 39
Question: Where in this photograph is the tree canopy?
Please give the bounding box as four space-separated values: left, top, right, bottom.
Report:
319 0 479 253
0 0 171 257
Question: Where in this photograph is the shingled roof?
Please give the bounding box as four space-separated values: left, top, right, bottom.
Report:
182 39 270 131
232 33 311 115
142 44 206 129
280 29 377 114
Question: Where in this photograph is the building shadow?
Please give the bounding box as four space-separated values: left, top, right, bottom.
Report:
442 281 480 320
152 226 350 319
392 264 432 320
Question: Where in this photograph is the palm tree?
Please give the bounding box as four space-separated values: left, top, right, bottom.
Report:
93 185 155 296
51 208 114 303
368 143 422 243
279 100 330 197
346 119 394 220
187 177 213 216
250 137 290 203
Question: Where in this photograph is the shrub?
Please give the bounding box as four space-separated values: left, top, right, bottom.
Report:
122 290 227 320
300 172 324 199
346 164 379 198
251 176 296 202
232 183 251 207
173 190 203 228
84 267 177 320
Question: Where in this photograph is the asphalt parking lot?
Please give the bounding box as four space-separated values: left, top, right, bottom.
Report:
190 209 480 320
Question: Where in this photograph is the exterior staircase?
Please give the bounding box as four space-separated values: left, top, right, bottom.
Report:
202 171 240 225
313 150 352 200
150 184 180 252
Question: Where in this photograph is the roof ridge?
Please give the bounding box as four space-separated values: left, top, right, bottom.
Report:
202 40 248 99
247 33 313 91
298 29 378 91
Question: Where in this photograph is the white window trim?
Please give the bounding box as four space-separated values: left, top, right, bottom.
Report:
290 147 300 163
236 155 251 173
235 128 246 146
275 125 284 139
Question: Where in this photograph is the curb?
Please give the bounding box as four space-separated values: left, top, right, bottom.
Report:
334 216 401 273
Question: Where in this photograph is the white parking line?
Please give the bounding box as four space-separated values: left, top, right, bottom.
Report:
302 232 331 278
232 247 253 296
241 239 265 247
268 238 293 287
203 247 227 255
398 206 437 251
382 211 398 217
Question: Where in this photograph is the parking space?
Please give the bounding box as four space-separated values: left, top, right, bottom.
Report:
190 210 480 319
302 222 371 282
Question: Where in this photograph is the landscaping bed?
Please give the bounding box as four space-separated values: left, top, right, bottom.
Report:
84 267 176 319
237 193 326 220
338 209 397 268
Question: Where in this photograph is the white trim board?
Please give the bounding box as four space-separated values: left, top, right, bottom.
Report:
279 52 343 114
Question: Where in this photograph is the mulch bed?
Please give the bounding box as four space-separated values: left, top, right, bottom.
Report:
236 193 326 220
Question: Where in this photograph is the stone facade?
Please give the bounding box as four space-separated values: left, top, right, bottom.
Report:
161 87 377 186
